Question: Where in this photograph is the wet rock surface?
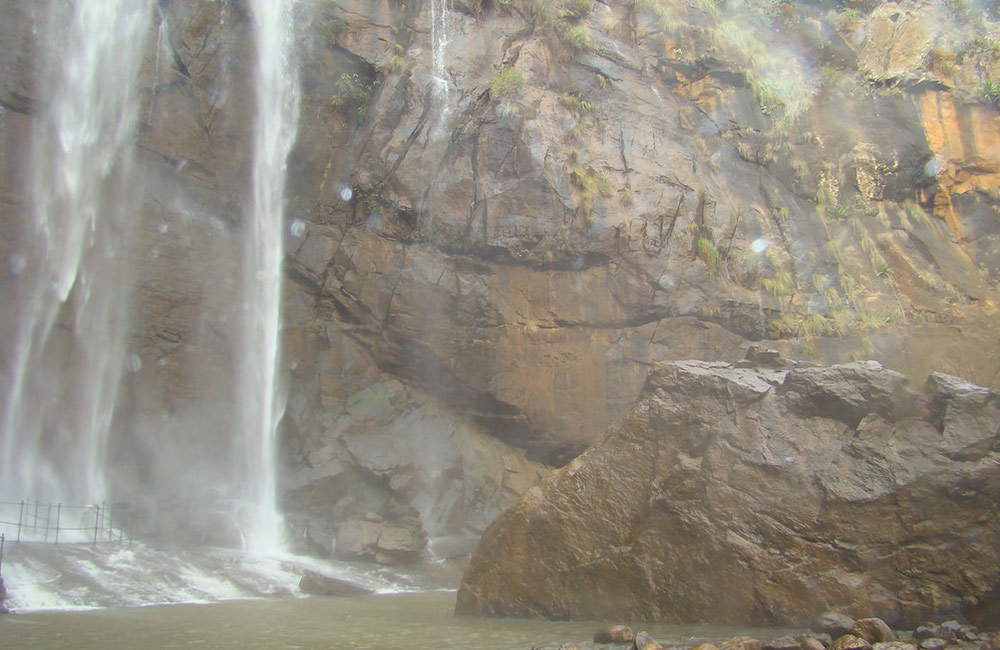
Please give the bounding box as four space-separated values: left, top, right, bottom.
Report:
594 626 636 644
541 618 999 650
297 570 372 597
457 357 1000 626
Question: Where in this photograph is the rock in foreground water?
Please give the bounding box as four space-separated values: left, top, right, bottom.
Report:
632 632 664 650
297 570 372 597
456 359 1000 626
594 626 636 643
852 619 897 644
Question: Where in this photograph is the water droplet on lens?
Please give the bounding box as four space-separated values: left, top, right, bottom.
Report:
339 185 353 202
126 354 142 373
8 253 25 275
290 218 306 237
157 222 169 234
751 237 769 254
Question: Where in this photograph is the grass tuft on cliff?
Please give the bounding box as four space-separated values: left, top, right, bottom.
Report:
489 67 525 100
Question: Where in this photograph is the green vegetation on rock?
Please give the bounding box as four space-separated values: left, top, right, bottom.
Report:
695 237 722 274
331 72 376 121
489 67 525 100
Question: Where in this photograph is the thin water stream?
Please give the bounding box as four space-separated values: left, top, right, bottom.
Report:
0 591 798 650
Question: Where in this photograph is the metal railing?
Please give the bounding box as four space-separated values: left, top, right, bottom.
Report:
0 500 130 547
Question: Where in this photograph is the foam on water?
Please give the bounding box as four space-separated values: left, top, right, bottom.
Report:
1 540 423 613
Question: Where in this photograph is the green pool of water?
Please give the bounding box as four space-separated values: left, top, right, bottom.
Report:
0 591 797 650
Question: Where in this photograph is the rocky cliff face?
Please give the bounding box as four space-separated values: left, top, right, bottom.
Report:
286 0 1000 466
1 0 999 564
456 353 1000 626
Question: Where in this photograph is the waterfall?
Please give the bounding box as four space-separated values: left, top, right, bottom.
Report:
430 0 454 116
240 0 300 554
0 0 153 506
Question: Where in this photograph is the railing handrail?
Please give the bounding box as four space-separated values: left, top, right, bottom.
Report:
0 500 106 510
0 499 131 547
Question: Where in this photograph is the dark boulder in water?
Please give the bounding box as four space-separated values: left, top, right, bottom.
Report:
297 570 372 597
594 625 635 643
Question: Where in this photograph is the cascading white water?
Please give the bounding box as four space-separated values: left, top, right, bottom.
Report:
240 0 301 555
430 0 454 115
0 0 153 507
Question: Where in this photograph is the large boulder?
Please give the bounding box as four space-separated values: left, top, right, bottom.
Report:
456 359 1000 626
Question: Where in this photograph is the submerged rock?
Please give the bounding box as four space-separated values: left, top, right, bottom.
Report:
297 570 372 597
819 614 858 639
762 636 802 650
798 638 827 650
872 643 916 650
456 359 1000 626
721 637 763 650
632 632 664 650
852 619 897 644
917 640 948 650
832 635 873 650
594 626 636 643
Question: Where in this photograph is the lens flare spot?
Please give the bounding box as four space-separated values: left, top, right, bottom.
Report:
8 253 26 275
751 237 769 254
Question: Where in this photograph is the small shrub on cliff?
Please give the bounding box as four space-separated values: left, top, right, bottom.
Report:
570 164 613 215
562 0 593 19
331 73 375 121
634 0 682 32
728 250 762 289
562 25 591 53
833 7 860 29
695 237 722 274
489 67 525 100
559 93 597 117
761 269 793 298
979 80 1000 108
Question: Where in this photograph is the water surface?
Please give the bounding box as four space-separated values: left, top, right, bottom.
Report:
0 591 797 650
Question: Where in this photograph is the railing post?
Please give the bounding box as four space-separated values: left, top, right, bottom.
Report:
92 504 99 546
32 499 38 537
16 501 23 543
1 533 5 576
44 502 52 542
54 504 61 545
